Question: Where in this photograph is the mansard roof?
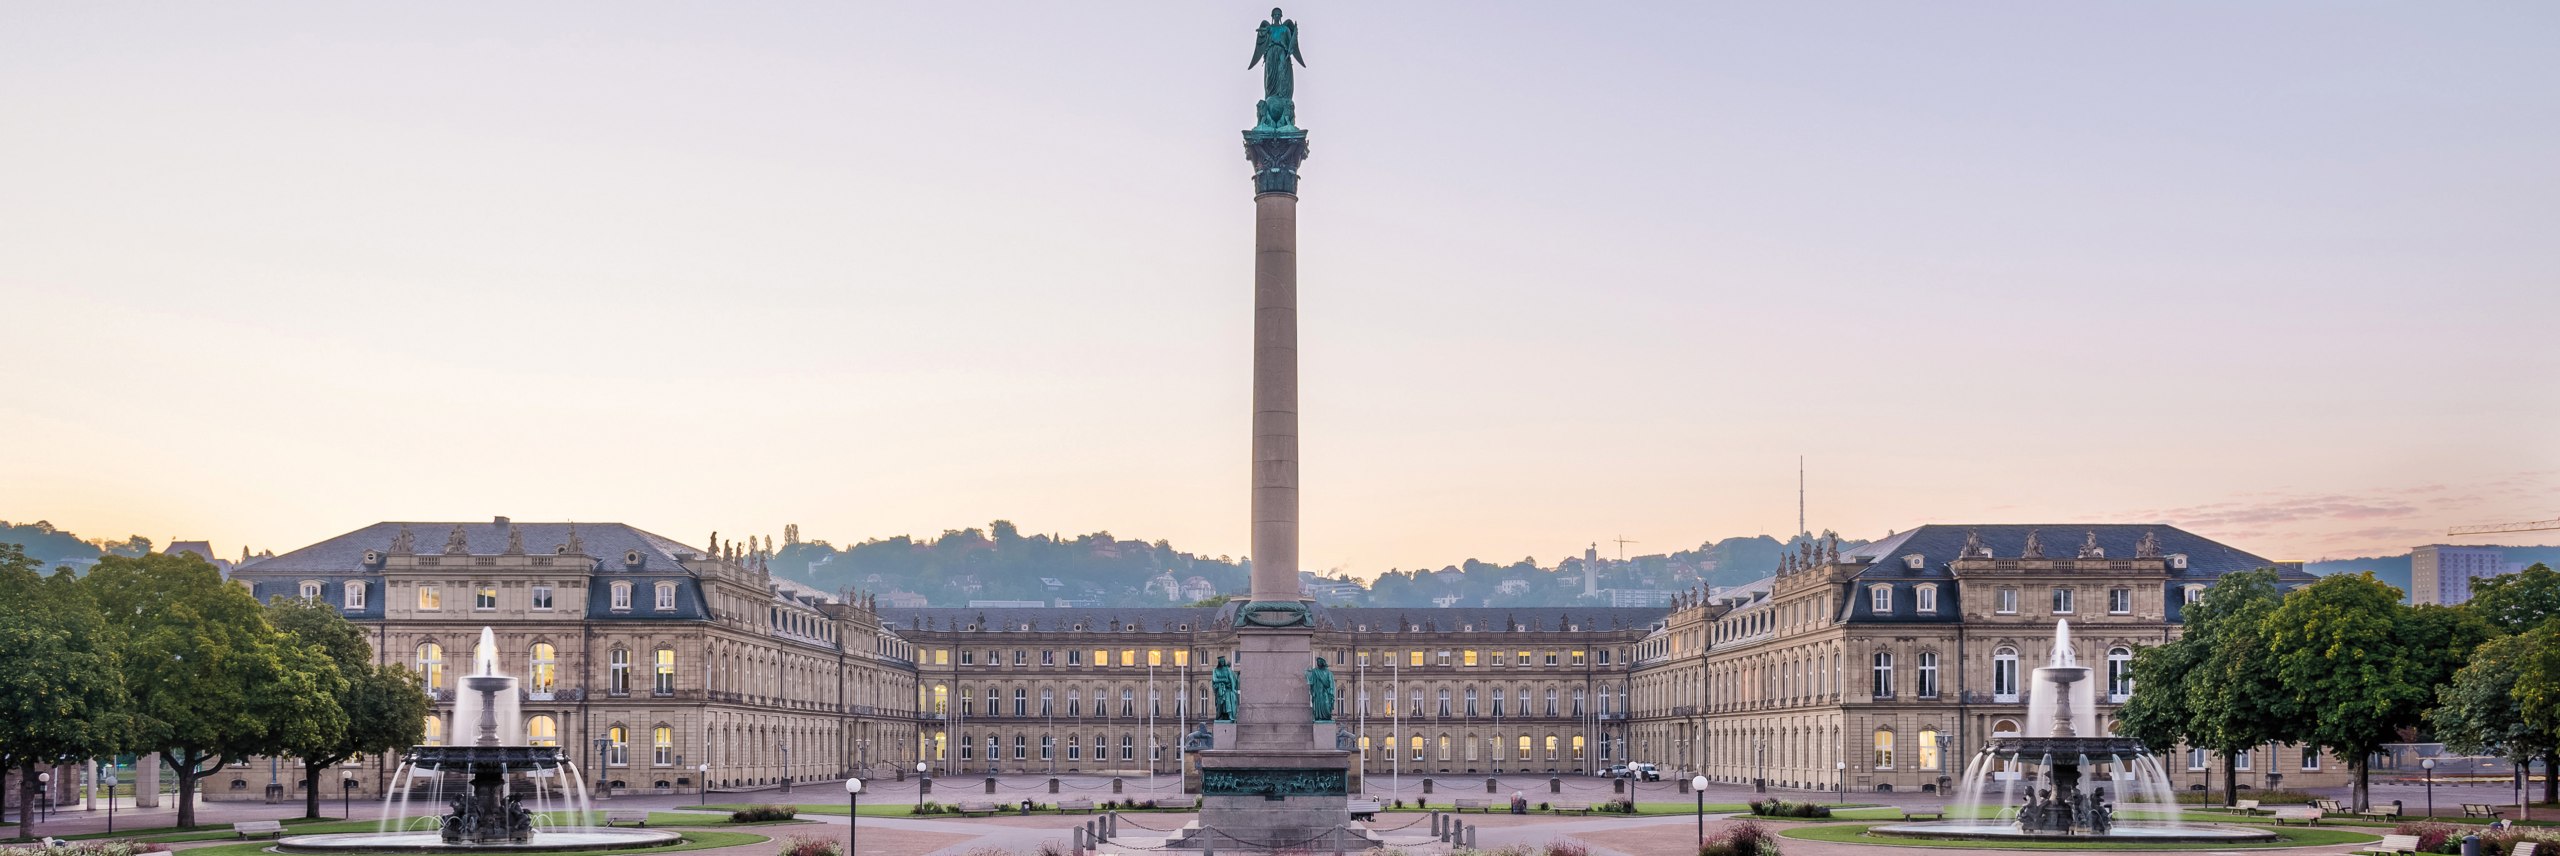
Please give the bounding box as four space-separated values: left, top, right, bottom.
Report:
239 520 700 574
885 604 1669 634
1846 523 2298 581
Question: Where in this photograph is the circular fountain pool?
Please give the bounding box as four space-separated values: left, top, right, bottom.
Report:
1868 821 2280 843
274 829 684 854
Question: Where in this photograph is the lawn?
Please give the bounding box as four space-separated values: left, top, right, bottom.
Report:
170 830 768 856
1779 822 2378 850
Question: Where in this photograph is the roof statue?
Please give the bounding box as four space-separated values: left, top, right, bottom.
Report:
2135 531 2161 559
443 525 470 555
1963 528 1987 558
2021 529 2045 559
1248 8 1306 132
504 527 525 555
564 524 584 555
708 531 718 556
389 526 416 554
2079 530 2106 559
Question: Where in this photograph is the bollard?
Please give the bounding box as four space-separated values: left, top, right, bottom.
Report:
1615 778 1627 795
1049 778 1061 794
1423 778 1435 795
920 777 933 796
1465 826 1477 848
1549 777 1562 794
1106 812 1118 838
1073 827 1087 853
985 777 997 795
1203 835 1214 856
1112 777 1124 794
1486 777 1498 794
1676 777 1688 795
1334 828 1347 856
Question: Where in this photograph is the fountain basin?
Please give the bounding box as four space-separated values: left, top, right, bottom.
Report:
1870 821 2280 843
275 830 683 854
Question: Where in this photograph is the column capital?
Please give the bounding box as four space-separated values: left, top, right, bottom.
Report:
1243 130 1310 195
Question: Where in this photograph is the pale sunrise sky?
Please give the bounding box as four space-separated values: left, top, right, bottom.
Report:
3 3 2554 573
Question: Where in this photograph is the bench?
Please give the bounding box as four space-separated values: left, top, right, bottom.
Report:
2314 799 2344 813
1347 799 1381 822
1550 801 1593 815
2356 804 2404 822
2463 803 2503 820
2233 799 2266 816
1153 796 1197 810
2364 833 2423 855
1454 798 1492 813
952 802 1000 817
1056 798 1095 813
603 811 650 827
1900 807 1946 821
2508 842 2536 856
2270 807 2323 826
233 821 286 839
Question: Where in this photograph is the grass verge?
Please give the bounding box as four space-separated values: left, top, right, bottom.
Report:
171 830 768 856
1779 822 2377 850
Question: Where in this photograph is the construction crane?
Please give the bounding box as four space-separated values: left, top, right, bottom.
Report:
2449 515 2560 536
1611 536 1639 562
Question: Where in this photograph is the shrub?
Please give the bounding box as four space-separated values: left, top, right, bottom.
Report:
1538 802 1551 811
1417 797 1429 809
1746 799 1830 819
1035 840 1072 856
1544 840 1592 856
0 843 172 856
733 805 799 822
2393 822 2465 854
910 800 949 815
777 835 839 856
1698 820 1779 856
2483 828 2560 856
1603 798 1635 814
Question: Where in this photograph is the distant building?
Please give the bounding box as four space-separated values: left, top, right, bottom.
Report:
1144 572 1182 601
1178 576 1217 602
1496 580 1530 596
163 540 235 576
1603 589 1677 608
969 600 1047 609
1297 571 1365 601
2411 545 2522 605
880 590 931 609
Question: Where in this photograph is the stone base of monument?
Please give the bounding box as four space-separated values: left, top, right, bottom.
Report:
1159 749 1379 852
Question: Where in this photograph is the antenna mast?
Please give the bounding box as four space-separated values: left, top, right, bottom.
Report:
1798 456 1806 537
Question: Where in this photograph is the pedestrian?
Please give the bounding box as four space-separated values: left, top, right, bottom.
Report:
1510 791 1528 815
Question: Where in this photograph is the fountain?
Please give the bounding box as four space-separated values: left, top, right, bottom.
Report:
1872 620 2276 843
278 628 682 853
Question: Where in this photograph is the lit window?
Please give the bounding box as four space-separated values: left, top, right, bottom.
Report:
531 585 553 610
1463 649 1479 667
1571 650 1587 667
416 642 445 689
526 715 558 747
1918 728 1941 770
610 582 632 610
654 582 676 611
1173 650 1189 667
654 726 674 766
1411 650 1425 667
1873 729 1896 768
418 585 443 611
423 715 443 746
343 581 366 610
1094 649 1109 667
607 726 628 765
475 584 497 610
530 643 557 693
653 649 675 694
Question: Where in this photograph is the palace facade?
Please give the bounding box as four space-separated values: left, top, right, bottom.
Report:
219 519 2346 799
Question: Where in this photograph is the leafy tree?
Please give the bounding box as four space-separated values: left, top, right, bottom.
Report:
2428 628 2560 805
2511 620 2560 805
2115 569 2291 805
86 552 344 828
2469 563 2560 633
267 599 428 819
2267 573 2491 809
0 545 126 840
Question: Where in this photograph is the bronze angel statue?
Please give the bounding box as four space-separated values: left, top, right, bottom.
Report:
1249 8 1306 131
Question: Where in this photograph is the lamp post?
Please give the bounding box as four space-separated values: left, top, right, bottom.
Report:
103 769 117 834
698 764 709 802
2422 758 2435 819
843 777 863 856
36 771 51 831
1934 733 1953 796
1835 760 1847 806
1691 775 1710 847
343 778 357 820
596 737 613 801
779 740 792 794
915 762 928 810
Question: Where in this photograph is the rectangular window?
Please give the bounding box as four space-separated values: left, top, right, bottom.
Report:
1437 650 1452 666
1410 650 1424 667
1357 650 1370 667
2052 587 2075 614
530 585 553 610
1871 586 1893 613
960 650 976 666
653 649 675 695
1094 649 1108 667
2109 588 2132 614
655 584 676 611
1517 650 1532 666
2188 748 2209 771
2235 750 2252 770
611 585 632 610
418 585 442 611
1174 649 1190 667
474 584 497 610
1463 649 1479 667
1545 651 1559 667
1015 650 1028 666
1918 729 1941 770
1873 731 1895 768
344 582 367 610
2300 746 2321 771
1121 649 1136 666
1043 650 1057 666
1917 586 1938 613
1997 588 2018 614
1571 650 1586 667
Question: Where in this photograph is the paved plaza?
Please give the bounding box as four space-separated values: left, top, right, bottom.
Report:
10 773 2511 856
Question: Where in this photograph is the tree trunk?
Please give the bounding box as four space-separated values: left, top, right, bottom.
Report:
2352 758 2369 812
164 749 203 830
17 764 36 841
303 759 328 819
2544 750 2557 806
2223 753 2239 807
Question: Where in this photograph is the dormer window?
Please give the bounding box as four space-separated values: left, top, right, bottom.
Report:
1868 584 1894 614
298 580 323 602
1915 584 1939 614
343 580 366 610
610 581 632 611
2182 584 2205 605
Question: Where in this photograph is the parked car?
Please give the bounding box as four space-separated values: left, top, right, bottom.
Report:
1630 762 1662 781
1603 764 1632 779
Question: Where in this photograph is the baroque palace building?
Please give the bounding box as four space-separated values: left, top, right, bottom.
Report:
1625 524 2349 796
223 519 2344 799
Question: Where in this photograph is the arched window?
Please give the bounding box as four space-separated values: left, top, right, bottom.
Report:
1873 729 1896 768
2106 647 2134 700
1014 687 1028 716
1992 718 2022 737
1438 734 1452 762
417 642 445 689
654 648 676 695
610 581 632 610
1067 688 1081 716
1993 647 2020 701
1918 728 1941 770
298 580 323 602
608 648 631 695
607 725 629 765
1917 650 1940 698
530 643 557 694
1066 734 1081 761
1120 733 1135 761
526 715 559 747
342 580 366 610
423 715 444 746
1870 651 1894 698
1410 735 1425 761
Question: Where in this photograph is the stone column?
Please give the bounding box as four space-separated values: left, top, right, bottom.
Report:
1250 187 1300 602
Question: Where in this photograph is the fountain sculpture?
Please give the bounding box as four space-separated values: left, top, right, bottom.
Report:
277 628 679 853
1873 620 2276 843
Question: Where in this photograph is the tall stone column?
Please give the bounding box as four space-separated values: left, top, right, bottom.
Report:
1250 185 1299 603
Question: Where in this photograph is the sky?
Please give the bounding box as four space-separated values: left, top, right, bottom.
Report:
3 3 2555 574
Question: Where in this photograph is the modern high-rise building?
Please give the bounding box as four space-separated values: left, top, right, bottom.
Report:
2410 544 2521 605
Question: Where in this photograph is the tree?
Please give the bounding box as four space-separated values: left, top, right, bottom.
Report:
2267 573 2491 809
86 553 344 828
2469 564 2560 634
267 599 428 819
0 545 127 840
2115 568 2292 805
2428 628 2560 807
